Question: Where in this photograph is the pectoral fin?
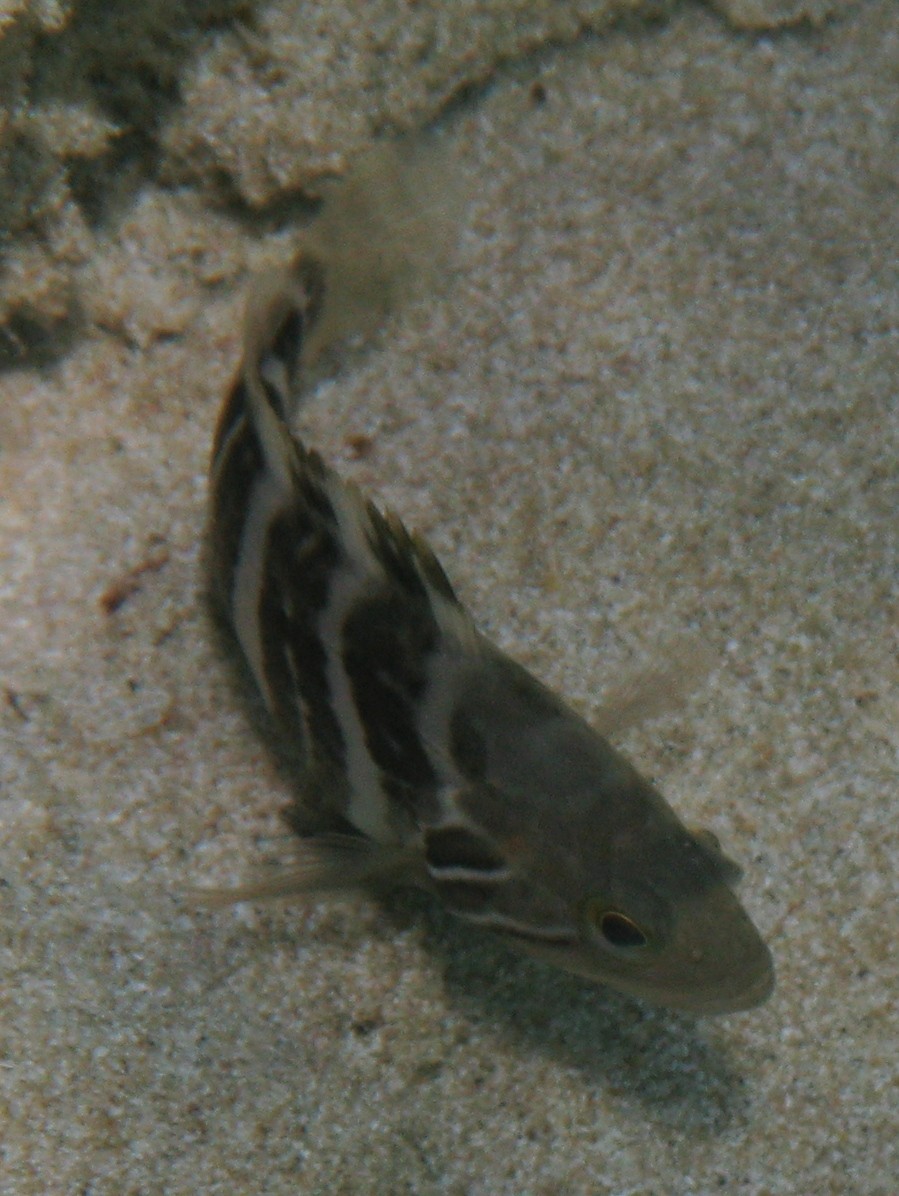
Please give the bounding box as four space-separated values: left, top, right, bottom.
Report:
193 833 422 904
592 637 715 738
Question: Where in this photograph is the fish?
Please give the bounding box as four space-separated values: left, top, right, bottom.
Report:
205 187 774 1016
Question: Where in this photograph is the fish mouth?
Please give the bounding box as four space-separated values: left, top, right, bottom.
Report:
543 938 775 1014
596 911 776 1015
650 885 776 1015
656 942 776 1015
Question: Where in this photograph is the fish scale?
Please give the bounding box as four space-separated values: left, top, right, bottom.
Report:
205 237 774 1015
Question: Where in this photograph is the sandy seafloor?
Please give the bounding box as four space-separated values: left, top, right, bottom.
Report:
1 1 897 1193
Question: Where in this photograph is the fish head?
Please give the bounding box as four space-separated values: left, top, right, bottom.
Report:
506 788 774 1015
439 655 774 1014
438 769 773 1014
567 819 774 1014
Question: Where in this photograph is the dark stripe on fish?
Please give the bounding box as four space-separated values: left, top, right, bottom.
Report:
256 560 304 738
208 407 263 609
286 621 346 767
211 377 251 466
341 591 439 806
293 445 338 524
425 824 507 875
264 508 347 767
267 497 340 612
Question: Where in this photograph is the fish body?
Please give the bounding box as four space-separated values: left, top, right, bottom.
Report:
207 247 774 1015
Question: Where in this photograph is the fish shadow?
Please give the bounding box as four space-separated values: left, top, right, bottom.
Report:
380 889 756 1133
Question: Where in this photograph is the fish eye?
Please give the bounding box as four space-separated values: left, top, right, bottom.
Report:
585 901 650 950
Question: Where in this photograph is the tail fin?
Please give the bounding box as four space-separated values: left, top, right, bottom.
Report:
298 136 464 353
207 134 464 665
242 252 327 424
213 134 462 480
211 251 325 488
